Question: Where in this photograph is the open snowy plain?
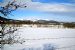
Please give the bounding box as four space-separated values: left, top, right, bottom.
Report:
2 25 75 50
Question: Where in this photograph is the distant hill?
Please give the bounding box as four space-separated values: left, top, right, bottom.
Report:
0 16 15 24
35 20 60 24
0 16 13 21
0 16 75 25
0 16 9 21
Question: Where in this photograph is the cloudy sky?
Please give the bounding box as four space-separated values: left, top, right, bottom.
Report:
0 0 75 22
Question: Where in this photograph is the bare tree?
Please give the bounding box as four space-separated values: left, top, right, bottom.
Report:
0 0 27 50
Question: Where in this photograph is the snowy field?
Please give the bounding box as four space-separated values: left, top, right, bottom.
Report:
2 25 75 50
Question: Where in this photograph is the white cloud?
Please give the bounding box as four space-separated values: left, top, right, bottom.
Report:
1 0 75 12
25 2 75 12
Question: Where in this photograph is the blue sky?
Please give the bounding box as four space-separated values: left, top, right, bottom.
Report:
32 0 75 3
0 0 2 2
0 0 75 22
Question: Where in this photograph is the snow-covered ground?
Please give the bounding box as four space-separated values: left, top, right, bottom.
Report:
2 25 75 50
